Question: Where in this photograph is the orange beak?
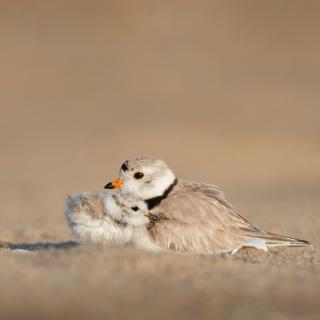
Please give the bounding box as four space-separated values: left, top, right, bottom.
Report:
104 178 124 189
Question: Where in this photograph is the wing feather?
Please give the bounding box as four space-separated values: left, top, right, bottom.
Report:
149 180 309 253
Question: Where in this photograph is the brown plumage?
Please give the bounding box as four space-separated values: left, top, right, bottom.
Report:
147 180 309 254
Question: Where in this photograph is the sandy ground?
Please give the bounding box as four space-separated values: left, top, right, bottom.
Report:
1 1 320 319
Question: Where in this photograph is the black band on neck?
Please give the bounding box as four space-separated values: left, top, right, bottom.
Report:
145 178 178 210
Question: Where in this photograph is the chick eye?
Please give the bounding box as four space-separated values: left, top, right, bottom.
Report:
134 172 144 179
131 206 139 212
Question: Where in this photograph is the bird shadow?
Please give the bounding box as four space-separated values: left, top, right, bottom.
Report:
4 241 79 251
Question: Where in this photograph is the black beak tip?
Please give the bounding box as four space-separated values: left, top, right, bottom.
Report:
104 182 114 189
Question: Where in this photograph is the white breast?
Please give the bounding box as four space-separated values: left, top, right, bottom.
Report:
130 226 162 251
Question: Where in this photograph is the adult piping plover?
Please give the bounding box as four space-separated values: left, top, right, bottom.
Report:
65 191 161 251
104 157 310 254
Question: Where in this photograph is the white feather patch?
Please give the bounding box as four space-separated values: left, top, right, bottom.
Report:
231 239 269 254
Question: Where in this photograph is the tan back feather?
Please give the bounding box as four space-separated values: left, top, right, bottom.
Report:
149 180 309 254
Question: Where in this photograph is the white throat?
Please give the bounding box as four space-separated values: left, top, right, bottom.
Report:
122 170 176 200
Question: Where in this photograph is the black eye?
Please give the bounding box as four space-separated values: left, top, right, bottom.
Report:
121 162 128 172
131 206 139 212
134 172 144 179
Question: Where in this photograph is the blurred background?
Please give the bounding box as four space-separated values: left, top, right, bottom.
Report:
0 1 320 319
1 0 319 238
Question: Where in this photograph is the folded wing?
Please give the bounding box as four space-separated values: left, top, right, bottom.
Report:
149 180 309 254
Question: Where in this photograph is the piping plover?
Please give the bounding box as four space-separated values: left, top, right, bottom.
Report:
65 191 161 251
104 157 310 254
65 192 132 245
105 192 162 251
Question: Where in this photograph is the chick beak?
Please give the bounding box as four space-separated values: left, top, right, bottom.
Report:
145 212 159 222
104 178 124 189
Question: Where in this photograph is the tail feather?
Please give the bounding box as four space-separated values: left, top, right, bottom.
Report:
251 231 310 248
240 226 310 249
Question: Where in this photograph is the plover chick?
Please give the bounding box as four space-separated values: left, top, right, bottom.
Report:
65 191 161 251
103 192 162 251
65 192 132 246
105 157 310 254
